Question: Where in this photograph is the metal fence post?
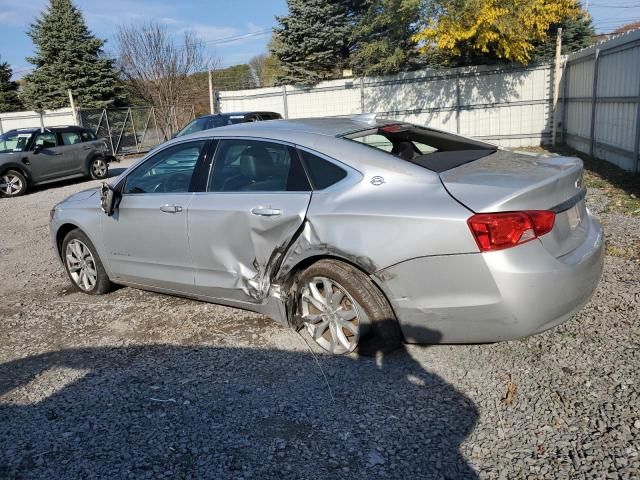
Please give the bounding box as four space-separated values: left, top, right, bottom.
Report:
103 109 115 154
130 108 140 152
589 49 600 159
0 117 3 134
360 77 365 113
551 28 563 147
282 85 289 119
634 79 640 174
152 107 161 145
560 59 570 144
455 73 461 134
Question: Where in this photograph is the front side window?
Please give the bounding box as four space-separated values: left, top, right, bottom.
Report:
33 132 58 149
208 139 310 192
60 131 82 145
0 132 32 153
123 140 207 194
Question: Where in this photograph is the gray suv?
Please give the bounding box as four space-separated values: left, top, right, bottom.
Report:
0 126 113 197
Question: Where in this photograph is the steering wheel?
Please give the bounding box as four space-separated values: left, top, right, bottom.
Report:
165 172 191 192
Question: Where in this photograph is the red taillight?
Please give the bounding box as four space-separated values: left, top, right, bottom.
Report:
467 210 555 252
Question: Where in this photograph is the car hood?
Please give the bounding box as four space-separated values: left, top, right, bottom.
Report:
0 152 21 162
62 188 99 203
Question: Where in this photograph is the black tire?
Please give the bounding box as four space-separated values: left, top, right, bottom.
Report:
297 259 403 356
61 229 112 295
0 169 28 197
89 157 109 180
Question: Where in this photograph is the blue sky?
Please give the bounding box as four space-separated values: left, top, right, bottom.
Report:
1 0 638 79
0 0 288 77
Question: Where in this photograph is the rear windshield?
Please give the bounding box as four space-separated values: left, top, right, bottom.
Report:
344 123 496 173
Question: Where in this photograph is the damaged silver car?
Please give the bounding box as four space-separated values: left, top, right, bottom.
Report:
49 115 604 355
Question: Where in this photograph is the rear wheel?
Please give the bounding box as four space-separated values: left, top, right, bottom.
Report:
89 157 108 180
0 170 27 197
62 229 112 294
297 259 403 355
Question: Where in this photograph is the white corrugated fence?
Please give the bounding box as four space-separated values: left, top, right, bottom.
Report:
561 29 640 173
219 64 554 149
0 108 76 133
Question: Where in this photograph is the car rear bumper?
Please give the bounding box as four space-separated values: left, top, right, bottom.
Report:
373 214 604 344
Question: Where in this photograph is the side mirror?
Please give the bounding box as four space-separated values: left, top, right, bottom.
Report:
100 183 118 216
33 144 42 154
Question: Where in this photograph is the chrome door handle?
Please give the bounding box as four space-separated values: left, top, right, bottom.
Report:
160 204 183 213
251 207 282 217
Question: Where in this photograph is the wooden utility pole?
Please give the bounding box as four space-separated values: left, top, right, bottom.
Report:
552 28 563 147
208 70 215 114
68 89 78 125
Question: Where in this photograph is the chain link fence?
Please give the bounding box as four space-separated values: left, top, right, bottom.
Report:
78 106 195 156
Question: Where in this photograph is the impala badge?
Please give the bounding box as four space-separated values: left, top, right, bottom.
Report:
371 176 386 186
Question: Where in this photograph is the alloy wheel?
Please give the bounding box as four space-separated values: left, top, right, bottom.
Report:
65 239 98 291
0 174 23 196
300 276 366 354
91 159 107 178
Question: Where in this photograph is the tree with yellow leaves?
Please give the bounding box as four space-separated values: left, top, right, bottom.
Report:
413 0 582 65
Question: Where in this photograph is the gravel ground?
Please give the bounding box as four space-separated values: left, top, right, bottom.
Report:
0 158 638 479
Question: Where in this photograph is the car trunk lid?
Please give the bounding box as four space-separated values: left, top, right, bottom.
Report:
439 150 588 257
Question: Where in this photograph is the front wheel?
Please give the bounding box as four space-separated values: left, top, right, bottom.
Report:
89 157 109 180
297 259 403 355
0 170 27 197
62 229 112 294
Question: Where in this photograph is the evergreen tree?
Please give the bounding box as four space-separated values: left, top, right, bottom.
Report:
350 0 422 76
0 59 23 113
272 0 352 86
532 12 596 62
21 0 124 110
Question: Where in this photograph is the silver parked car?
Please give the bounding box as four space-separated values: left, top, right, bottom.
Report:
49 115 604 355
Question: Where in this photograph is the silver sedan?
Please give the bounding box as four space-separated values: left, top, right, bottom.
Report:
49 115 604 355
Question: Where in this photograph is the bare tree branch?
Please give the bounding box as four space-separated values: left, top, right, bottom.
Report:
116 21 214 138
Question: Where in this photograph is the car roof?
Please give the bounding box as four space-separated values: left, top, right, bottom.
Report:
197 111 280 119
5 126 85 134
185 115 396 139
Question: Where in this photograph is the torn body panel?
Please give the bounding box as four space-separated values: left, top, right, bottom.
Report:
275 177 478 284
187 192 312 304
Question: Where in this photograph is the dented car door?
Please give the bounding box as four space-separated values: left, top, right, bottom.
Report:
188 138 312 303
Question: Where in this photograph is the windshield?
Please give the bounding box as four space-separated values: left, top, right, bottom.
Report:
175 117 209 137
0 131 32 153
344 123 497 173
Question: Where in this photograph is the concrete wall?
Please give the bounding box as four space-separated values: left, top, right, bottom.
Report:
219 64 554 148
562 29 640 173
0 108 76 133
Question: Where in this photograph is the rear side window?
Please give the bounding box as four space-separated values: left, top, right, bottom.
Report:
81 130 96 141
60 131 82 145
299 150 347 190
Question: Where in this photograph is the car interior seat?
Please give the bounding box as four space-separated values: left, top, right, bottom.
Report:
392 141 417 161
223 146 279 191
